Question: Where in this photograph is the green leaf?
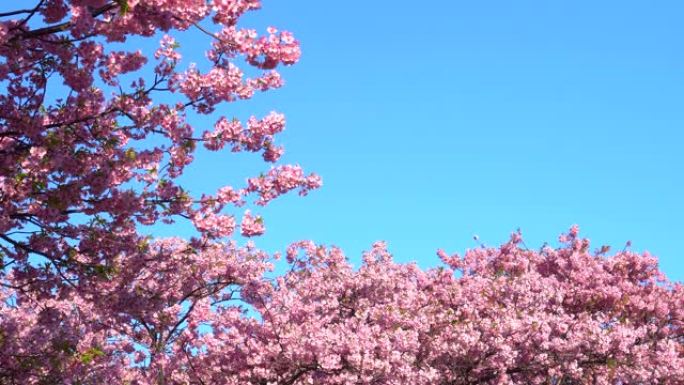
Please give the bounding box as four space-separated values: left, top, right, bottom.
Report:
125 148 137 161
182 140 196 151
33 180 46 191
116 0 129 15
137 238 150 253
46 195 67 211
105 137 120 149
67 248 78 260
79 347 105 364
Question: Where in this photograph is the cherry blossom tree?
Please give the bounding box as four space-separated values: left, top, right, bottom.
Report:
0 0 320 293
2 226 683 384
1 1 683 384
1 0 319 382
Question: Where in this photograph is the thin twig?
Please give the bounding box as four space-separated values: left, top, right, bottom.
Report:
13 2 116 41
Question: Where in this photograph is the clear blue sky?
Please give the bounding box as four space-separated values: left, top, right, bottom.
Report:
154 1 683 280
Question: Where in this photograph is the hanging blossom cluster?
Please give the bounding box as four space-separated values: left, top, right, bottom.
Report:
0 0 320 295
1 1 683 385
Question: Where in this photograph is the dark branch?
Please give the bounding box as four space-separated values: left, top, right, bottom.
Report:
14 2 117 41
0 8 37 17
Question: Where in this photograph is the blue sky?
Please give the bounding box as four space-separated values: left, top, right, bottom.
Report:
156 1 683 280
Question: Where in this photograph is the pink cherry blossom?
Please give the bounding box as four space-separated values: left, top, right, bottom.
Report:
1 2 682 384
240 210 265 237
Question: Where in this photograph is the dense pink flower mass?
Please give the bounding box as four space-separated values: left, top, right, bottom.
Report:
2 228 684 384
1 2 683 384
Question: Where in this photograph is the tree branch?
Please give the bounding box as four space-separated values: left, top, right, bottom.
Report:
0 8 37 18
14 2 117 41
